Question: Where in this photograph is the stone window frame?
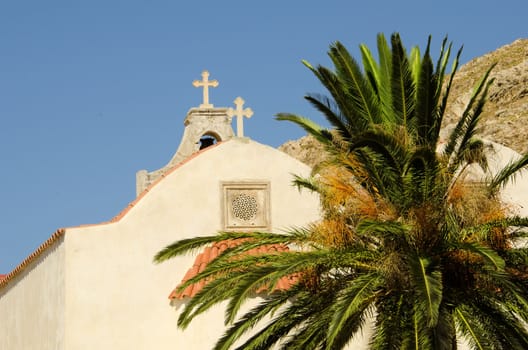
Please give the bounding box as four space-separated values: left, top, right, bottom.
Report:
221 181 271 231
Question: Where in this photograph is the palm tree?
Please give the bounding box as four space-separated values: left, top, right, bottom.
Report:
155 33 528 349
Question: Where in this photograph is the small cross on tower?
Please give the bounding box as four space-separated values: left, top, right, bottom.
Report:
228 97 253 137
193 70 219 108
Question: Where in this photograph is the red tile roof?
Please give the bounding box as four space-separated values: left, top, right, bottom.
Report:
169 239 298 299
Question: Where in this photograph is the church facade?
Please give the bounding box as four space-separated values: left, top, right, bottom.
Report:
0 71 321 349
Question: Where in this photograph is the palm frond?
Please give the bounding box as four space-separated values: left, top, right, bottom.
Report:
154 234 238 263
455 297 528 349
214 287 298 350
454 306 487 350
488 152 528 194
303 61 369 132
370 295 405 349
409 45 422 84
234 288 335 350
360 42 381 93
437 45 461 124
448 77 493 174
432 303 457 350
408 255 442 327
375 33 394 121
443 64 495 164
390 33 416 130
326 273 381 349
224 250 341 324
457 242 505 271
436 44 462 126
329 41 382 125
275 113 333 146
177 270 245 328
356 219 409 244
352 147 396 200
304 94 353 139
403 146 442 207
291 174 320 193
409 306 434 349
414 37 439 147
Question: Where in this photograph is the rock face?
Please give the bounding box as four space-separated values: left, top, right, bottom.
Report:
278 135 328 168
279 38 528 166
445 38 528 153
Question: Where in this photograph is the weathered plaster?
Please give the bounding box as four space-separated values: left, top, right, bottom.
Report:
0 237 65 349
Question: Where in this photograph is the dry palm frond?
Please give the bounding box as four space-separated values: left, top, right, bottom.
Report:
449 182 505 223
310 218 352 249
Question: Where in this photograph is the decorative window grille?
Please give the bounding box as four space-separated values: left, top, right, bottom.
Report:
222 182 270 230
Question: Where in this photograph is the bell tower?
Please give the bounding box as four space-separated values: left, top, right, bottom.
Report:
136 70 252 195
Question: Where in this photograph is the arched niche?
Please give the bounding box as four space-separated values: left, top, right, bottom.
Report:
199 131 221 150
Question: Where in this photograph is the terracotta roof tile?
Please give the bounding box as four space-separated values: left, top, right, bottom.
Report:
0 229 65 290
169 240 298 299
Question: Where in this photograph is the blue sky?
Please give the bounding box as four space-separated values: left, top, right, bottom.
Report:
0 1 526 273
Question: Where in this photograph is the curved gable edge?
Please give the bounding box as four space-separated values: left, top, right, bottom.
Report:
0 139 317 292
0 141 227 292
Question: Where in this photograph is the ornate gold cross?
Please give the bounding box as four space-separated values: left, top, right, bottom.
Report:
192 70 218 108
228 97 253 137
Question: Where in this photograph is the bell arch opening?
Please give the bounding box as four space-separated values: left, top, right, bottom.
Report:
199 131 221 150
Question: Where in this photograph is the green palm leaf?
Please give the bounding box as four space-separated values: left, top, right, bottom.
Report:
436 43 459 122
414 37 439 146
214 287 297 350
390 33 415 130
457 242 505 270
454 307 486 350
326 274 380 349
488 152 528 194
304 94 353 139
374 33 394 121
443 64 495 167
329 41 381 125
408 255 443 327
275 113 334 146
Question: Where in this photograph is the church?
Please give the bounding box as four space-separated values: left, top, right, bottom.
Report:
0 71 321 349
1 71 528 350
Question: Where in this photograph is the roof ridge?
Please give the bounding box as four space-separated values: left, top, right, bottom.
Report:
0 228 65 290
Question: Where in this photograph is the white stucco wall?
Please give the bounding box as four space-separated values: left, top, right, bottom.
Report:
0 237 65 350
62 139 321 349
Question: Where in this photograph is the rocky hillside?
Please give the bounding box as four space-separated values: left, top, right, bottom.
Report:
279 39 528 167
445 38 528 152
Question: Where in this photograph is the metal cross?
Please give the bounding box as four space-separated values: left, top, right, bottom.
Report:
192 70 218 108
228 97 253 137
